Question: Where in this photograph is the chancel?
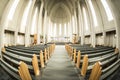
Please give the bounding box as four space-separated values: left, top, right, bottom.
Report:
0 0 120 80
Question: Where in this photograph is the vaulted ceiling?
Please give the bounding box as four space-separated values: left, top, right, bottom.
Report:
44 0 77 23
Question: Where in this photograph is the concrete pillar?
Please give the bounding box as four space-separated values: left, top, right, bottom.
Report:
43 10 47 44
77 1 84 45
69 18 73 42
103 31 106 46
14 0 24 46
37 1 44 44
25 0 36 47
0 25 4 55
66 22 68 37
14 31 18 46
85 0 96 47
74 8 78 34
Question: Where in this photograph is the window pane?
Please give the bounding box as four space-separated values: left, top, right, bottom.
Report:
83 7 88 30
101 0 113 21
54 23 56 36
8 0 20 20
59 24 62 35
31 7 38 34
64 23 67 35
88 0 98 26
20 1 32 32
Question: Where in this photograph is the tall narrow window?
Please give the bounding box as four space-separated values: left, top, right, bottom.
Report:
48 19 51 35
54 23 56 36
7 0 20 20
72 16 75 33
20 1 32 32
88 0 98 26
83 7 88 30
64 23 67 36
31 7 38 34
68 22 70 36
59 24 62 35
50 22 53 36
101 0 113 21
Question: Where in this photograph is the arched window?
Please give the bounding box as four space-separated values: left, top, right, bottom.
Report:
54 23 56 36
72 16 75 33
83 7 88 31
101 0 113 21
31 7 38 34
20 1 32 32
59 24 62 35
64 23 67 36
88 0 98 26
7 0 20 20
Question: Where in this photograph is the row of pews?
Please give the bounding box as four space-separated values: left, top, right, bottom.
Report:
65 44 120 80
0 44 56 80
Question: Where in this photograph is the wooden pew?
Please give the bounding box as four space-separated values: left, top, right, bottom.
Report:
89 59 120 80
0 44 55 79
67 44 119 79
2 50 41 74
100 59 120 80
0 59 20 79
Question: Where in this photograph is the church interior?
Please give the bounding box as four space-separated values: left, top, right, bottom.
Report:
0 0 120 80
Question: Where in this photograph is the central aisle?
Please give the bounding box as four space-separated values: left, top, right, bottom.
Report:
41 45 80 80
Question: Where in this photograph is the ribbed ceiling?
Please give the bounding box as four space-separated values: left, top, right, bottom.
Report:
44 0 77 23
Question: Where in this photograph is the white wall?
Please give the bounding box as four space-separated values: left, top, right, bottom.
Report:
96 34 104 45
85 36 91 44
17 34 25 45
4 31 14 45
106 32 116 47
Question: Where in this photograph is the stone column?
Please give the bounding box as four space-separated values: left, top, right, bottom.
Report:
37 1 44 44
43 10 47 44
85 0 96 47
77 1 84 45
25 0 36 47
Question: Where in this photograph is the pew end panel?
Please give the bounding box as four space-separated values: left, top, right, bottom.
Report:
32 54 40 76
89 61 102 80
40 50 45 68
76 51 81 68
115 48 119 54
81 54 88 77
18 61 32 80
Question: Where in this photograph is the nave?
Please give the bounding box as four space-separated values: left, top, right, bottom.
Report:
1 0 120 79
